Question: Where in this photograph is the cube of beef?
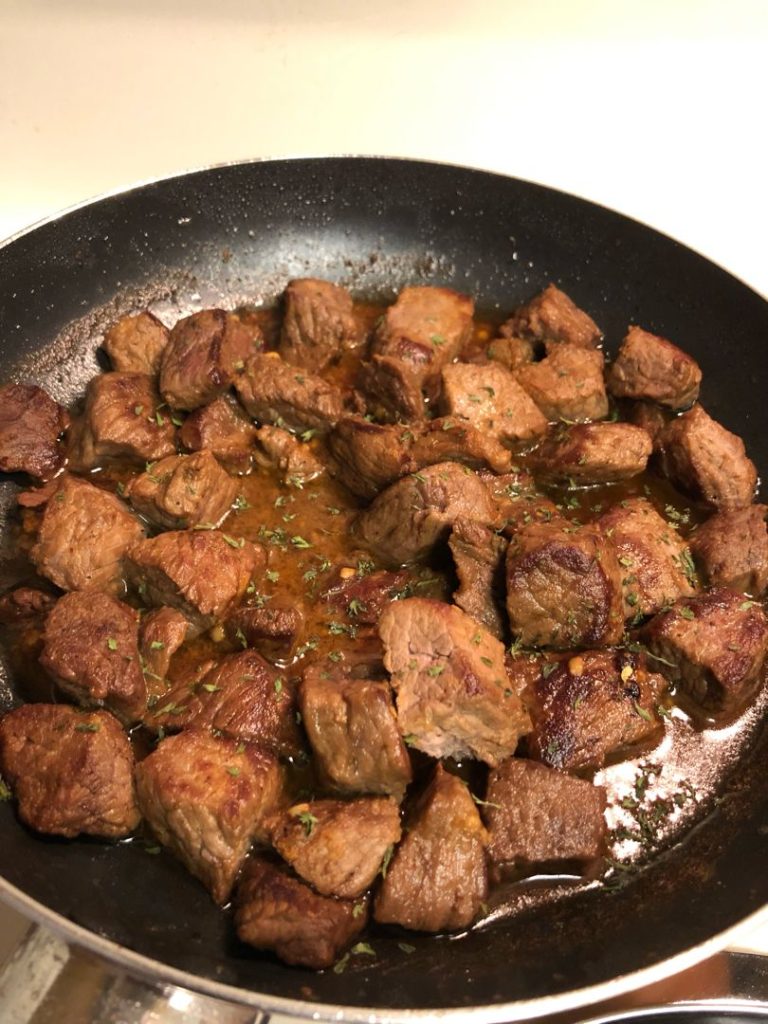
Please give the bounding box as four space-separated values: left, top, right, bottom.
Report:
515 343 608 422
178 395 258 475
235 857 366 969
225 603 304 662
643 588 768 721
657 405 757 511
374 765 487 932
267 797 401 899
320 568 409 626
506 284 602 351
530 423 652 485
135 729 281 904
598 497 696 619
524 649 665 771
160 309 261 411
607 326 702 410
139 607 189 684
102 311 169 375
0 383 69 480
379 598 530 765
40 590 146 723
440 362 548 445
300 664 411 797
279 278 361 372
478 469 563 535
487 331 536 371
0 704 139 838
484 758 606 873
626 400 671 448
356 462 496 567
0 587 56 625
690 505 768 596
253 425 324 484
126 450 238 530
505 522 624 648
357 354 427 422
234 352 345 435
449 518 508 639
31 475 144 593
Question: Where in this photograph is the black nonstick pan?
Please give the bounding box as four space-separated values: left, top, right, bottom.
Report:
1 157 768 1022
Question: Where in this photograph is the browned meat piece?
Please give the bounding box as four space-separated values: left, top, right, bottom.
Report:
506 521 624 648
657 405 757 511
0 587 55 625
440 362 548 445
267 797 401 899
40 591 146 723
477 469 563 535
178 394 258 475
159 309 260 411
234 352 345 435
374 765 487 932
530 423 652 485
31 475 144 593
135 729 281 904
234 857 366 969
449 518 508 639
515 343 608 422
0 704 139 838
356 462 496 567
102 311 169 375
126 450 238 530
126 530 264 635
524 649 665 771
0 384 69 480
357 354 426 422
626 400 670 447
279 278 361 372
484 758 606 873
139 607 188 683
643 588 768 722
690 506 768 596
487 332 536 370
506 284 602 351
253 425 324 483
320 567 410 626
328 415 510 500
300 664 412 797
607 326 702 410
379 598 530 765
225 603 304 662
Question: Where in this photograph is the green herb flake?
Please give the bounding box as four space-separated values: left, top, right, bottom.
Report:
274 677 284 697
351 942 376 957
235 627 248 649
202 683 221 693
300 428 317 442
480 655 493 667
265 570 280 583
426 663 445 677
471 794 501 810
352 902 365 919
740 600 759 611
0 777 11 801
398 942 416 954
633 701 653 722
430 334 446 346
298 810 318 836
333 953 350 974
380 844 394 878
150 640 164 651
678 606 696 620
291 535 312 549
233 495 251 511
222 534 245 549
227 765 240 777
471 632 483 646
133 404 144 416
106 637 118 651
75 722 100 733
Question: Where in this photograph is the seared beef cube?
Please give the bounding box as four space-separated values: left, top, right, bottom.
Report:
178 394 258 475
102 311 169 375
690 505 768 596
440 362 548 444
31 475 144 593
515 343 608 422
40 591 146 723
0 587 55 625
160 309 260 411
626 400 671 447
126 530 264 635
658 404 757 511
235 857 366 969
506 522 624 648
487 332 536 370
279 278 361 372
136 729 281 904
0 704 139 838
267 797 401 899
643 588 768 721
234 352 345 435
449 518 508 639
356 462 496 567
126 450 238 530
357 354 426 422
525 649 665 771
374 765 487 932
0 383 68 480
253 425 324 483
607 326 702 410
531 423 652 485
225 603 304 662
485 758 606 873
506 285 602 351
139 607 188 684
300 665 412 797
379 598 530 765
598 497 696 618
320 568 409 625
478 469 562 535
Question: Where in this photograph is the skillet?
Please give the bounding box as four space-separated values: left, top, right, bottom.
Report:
1 156 768 1021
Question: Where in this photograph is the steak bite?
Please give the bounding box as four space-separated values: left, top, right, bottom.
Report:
0 704 139 838
139 607 189 684
643 588 768 722
235 857 366 970
0 383 69 480
234 352 345 435
31 475 144 593
0 587 56 625
126 450 238 530
657 404 757 511
505 284 602 351
607 326 702 410
279 278 361 371
440 362 548 445
379 598 530 765
487 331 536 371
320 567 410 626
374 765 488 932
267 797 402 899
40 590 147 723
253 425 324 483
102 311 169 375
530 423 652 485
515 343 609 422
449 518 508 639
178 394 258 475
478 469 563 535
505 521 624 648
690 505 768 596
356 462 496 567
626 400 671 448
135 729 282 904
484 758 606 873
225 603 304 662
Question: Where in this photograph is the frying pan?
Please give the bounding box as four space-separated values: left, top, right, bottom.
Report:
1 157 768 1022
